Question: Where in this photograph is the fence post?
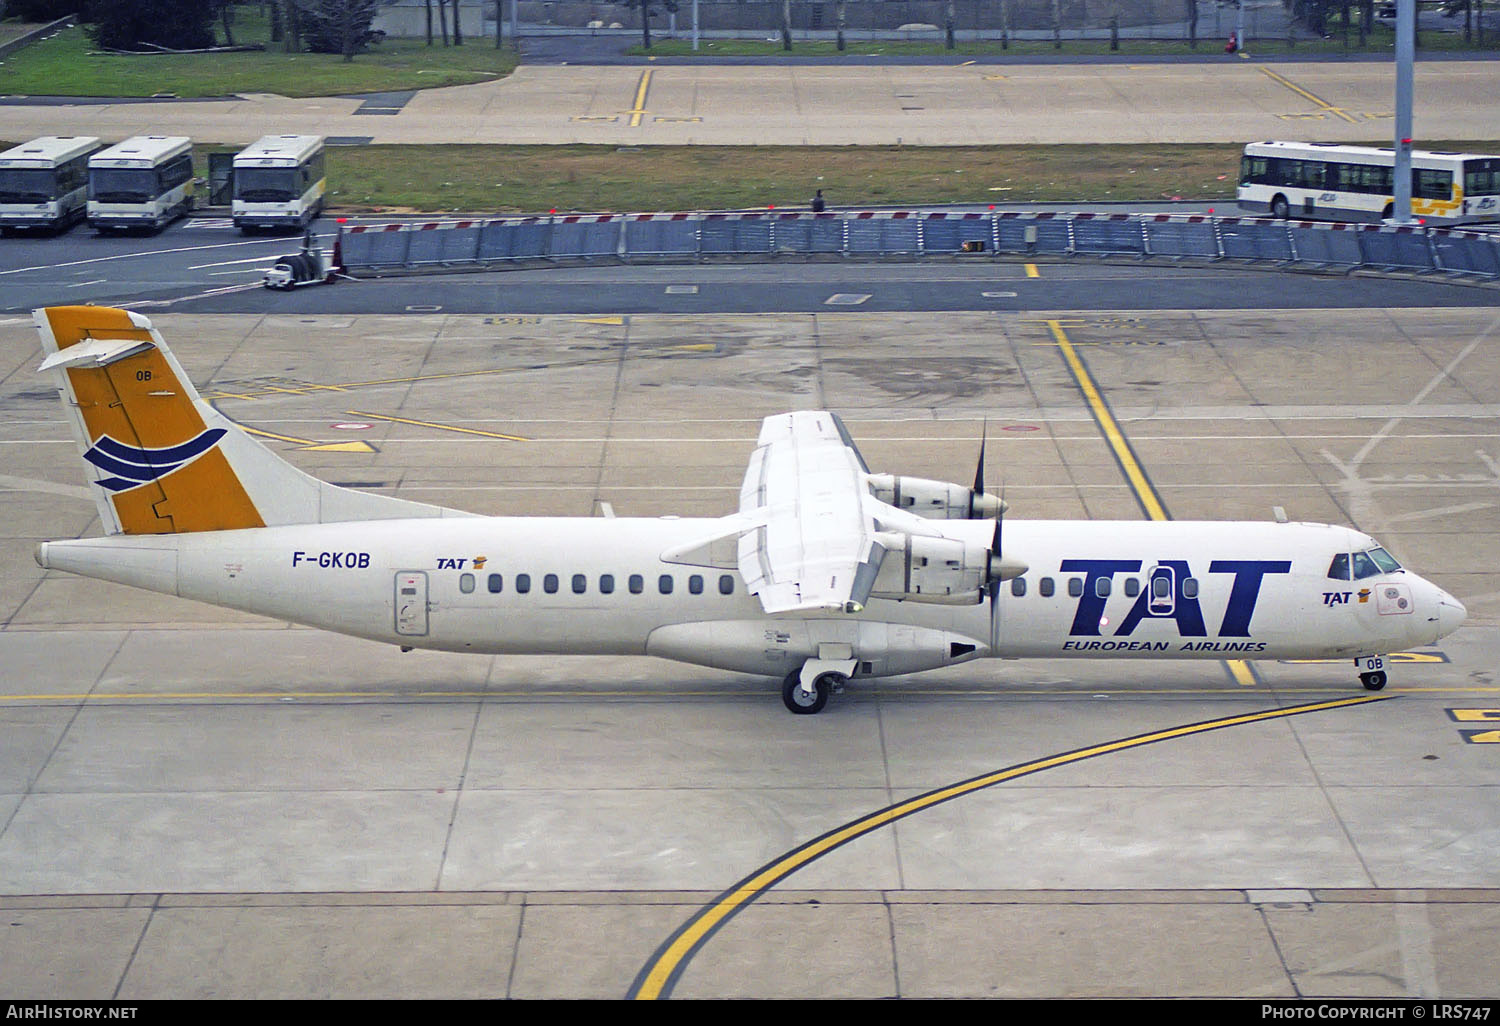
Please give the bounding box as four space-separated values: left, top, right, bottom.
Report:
1424 227 1445 273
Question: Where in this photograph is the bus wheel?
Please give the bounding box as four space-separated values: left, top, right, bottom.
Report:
1271 196 1290 220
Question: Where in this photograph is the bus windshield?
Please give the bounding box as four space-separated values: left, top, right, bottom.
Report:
235 167 300 203
0 168 58 203
1465 158 1500 197
89 168 158 204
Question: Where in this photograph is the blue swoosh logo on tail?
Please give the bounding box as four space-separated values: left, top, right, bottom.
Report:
84 429 227 492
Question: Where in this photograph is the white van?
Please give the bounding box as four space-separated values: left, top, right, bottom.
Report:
0 136 102 234
87 136 195 233
232 135 326 233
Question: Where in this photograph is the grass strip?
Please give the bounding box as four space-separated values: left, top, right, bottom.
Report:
0 15 516 98
309 141 1499 215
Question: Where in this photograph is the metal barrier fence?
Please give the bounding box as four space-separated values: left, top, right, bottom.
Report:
336 211 1500 283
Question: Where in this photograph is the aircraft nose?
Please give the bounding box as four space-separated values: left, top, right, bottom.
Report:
1437 592 1467 639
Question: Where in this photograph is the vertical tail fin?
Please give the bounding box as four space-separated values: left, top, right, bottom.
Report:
36 306 464 535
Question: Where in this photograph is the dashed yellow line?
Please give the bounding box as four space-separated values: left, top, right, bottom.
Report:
628 694 1390 999
1024 263 1040 278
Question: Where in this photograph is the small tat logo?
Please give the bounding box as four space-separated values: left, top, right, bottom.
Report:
83 429 227 492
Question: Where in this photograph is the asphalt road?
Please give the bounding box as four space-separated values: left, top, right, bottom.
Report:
3 214 1497 317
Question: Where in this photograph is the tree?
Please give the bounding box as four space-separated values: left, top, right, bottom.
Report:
82 0 215 51
624 0 678 50
9 0 85 20
299 0 383 59
280 0 301 52
211 0 237 45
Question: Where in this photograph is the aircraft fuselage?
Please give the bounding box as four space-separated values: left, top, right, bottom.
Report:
36 515 1462 680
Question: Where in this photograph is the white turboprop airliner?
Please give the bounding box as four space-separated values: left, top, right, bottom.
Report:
33 306 1467 714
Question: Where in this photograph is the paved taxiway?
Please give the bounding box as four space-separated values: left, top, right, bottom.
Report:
2 58 1498 146
1 293 1498 998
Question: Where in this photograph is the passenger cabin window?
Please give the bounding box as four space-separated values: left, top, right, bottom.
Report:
718 575 735 595
629 574 644 594
572 573 587 594
1124 578 1140 597
600 574 615 594
689 574 704 595
1183 578 1200 599
658 574 674 595
1094 577 1111 598
544 574 559 594
1011 577 1026 597
487 574 503 593
1039 577 1055 597
516 573 531 594
459 573 475 594
1067 577 1084 598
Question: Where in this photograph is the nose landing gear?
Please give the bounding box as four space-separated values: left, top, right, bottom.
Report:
1357 655 1388 691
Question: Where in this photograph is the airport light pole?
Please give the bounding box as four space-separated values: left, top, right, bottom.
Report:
1393 0 1415 222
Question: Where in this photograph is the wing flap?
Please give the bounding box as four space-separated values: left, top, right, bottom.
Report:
737 412 885 614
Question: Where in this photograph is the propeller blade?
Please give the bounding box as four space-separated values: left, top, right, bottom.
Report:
973 420 987 497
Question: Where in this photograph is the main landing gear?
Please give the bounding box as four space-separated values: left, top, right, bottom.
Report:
781 658 854 715
1357 654 1388 692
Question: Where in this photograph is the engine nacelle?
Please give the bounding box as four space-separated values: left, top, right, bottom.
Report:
869 534 989 604
867 474 1004 520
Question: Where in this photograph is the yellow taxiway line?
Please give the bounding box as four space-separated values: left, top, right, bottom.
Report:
1258 67 1360 124
1046 319 1256 686
628 694 1390 999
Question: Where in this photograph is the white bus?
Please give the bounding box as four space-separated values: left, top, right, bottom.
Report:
1237 141 1500 225
232 135 326 233
0 136 102 234
87 136 196 233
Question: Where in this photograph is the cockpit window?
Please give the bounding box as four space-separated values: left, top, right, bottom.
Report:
1329 547 1403 581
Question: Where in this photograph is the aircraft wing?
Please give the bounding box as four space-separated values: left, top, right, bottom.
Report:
736 411 887 614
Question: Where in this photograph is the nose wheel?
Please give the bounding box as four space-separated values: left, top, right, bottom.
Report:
1356 655 1388 692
